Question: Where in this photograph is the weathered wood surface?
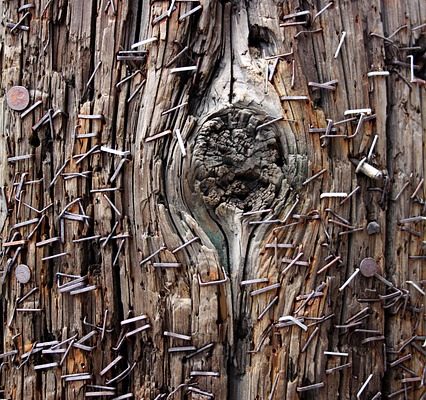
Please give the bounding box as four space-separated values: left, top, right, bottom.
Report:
0 0 424 399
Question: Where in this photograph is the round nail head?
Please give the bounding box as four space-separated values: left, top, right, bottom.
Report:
15 264 31 284
359 257 378 277
6 86 30 111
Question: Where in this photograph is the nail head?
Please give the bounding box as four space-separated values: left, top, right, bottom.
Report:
6 86 30 111
360 257 378 277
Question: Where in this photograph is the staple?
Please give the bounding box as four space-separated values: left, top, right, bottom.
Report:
110 158 130 183
399 216 426 223
131 37 158 49
63 373 93 382
367 70 390 77
399 226 422 237
90 187 120 193
12 218 39 230
42 348 66 354
198 266 229 286
278 316 308 331
31 111 50 131
100 146 131 158
178 5 202 21
256 117 292 132
17 286 38 304
175 129 186 156
42 252 68 262
34 362 58 370
161 101 188 117
8 154 33 163
77 330 97 344
116 70 142 88
406 280 425 296
250 283 280 296
86 61 102 87
265 243 295 249
412 23 426 31
184 342 214 360
171 237 200 254
267 373 281 400
168 346 197 353
301 327 319 353
338 227 364 236
113 239 126 266
23 202 53 215
59 282 87 293
187 387 214 399
282 10 310 20
346 113 365 139
280 21 308 27
18 4 35 12
27 214 47 240
344 108 372 116
87 385 115 391
345 307 370 324
241 278 269 286
10 11 31 33
294 28 323 38
16 308 43 312
6 21 29 31
164 331 191 341
116 54 146 61
62 212 89 222
269 58 279 81
75 132 99 140
324 351 349 357
100 355 123 376
334 31 347 58
367 135 379 162
407 55 415 82
410 178 424 199
264 50 293 60
379 290 402 301
106 362 137 384
295 291 323 301
152 10 169 24
51 334 78 350
249 218 281 225
127 80 146 103
390 353 412 368
328 219 355 229
73 343 96 351
145 130 172 143
20 100 42 119
325 362 352 375
111 394 133 400
302 168 327 186
280 95 308 101
317 256 341 275
6 246 23 272
369 32 394 44
0 350 18 359
140 246 166 265
308 81 337 90
85 392 116 397
281 253 306 275
190 371 219 377
63 171 91 180
2 239 27 247
49 159 69 188
153 262 181 268
361 336 385 344
257 295 278 320
35 341 59 348
313 2 333 21
73 235 102 243
296 383 324 392
170 66 197 73
102 194 122 217
339 268 360 291
70 285 97 295
320 192 347 199
290 59 296 88
121 314 148 326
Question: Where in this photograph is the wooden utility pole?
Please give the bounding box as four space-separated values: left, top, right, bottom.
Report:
0 1 424 399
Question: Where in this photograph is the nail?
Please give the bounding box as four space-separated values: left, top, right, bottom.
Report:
100 355 123 376
131 37 158 49
277 316 308 331
172 237 200 253
163 331 191 341
170 66 197 73
326 362 352 374
165 46 189 68
280 95 308 101
296 383 324 392
86 61 102 88
257 295 278 320
250 283 280 296
145 130 172 143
